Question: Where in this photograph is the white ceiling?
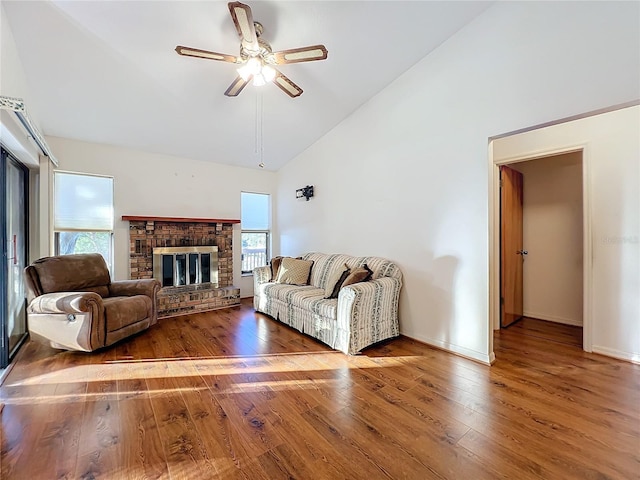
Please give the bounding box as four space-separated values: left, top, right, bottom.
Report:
3 1 492 171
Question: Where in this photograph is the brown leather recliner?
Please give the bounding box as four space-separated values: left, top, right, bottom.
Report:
24 253 161 352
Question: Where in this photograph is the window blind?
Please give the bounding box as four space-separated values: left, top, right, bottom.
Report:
241 192 269 230
54 172 114 231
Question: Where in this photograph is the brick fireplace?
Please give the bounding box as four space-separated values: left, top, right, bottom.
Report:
123 216 241 318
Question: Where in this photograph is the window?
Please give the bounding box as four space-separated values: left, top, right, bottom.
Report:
241 192 270 274
54 171 114 271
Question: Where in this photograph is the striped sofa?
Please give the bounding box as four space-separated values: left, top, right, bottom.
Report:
253 252 402 354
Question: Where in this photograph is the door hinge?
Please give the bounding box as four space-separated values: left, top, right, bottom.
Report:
500 296 505 305
499 179 504 188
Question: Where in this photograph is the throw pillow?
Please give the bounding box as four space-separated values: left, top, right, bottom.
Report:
270 256 284 280
275 258 314 285
270 256 303 281
324 263 350 299
341 264 373 289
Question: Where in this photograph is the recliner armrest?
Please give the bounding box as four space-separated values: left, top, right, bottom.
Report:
108 279 160 299
28 291 103 314
27 291 105 351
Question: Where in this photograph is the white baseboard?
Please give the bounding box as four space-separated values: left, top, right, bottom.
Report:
402 333 492 366
523 311 583 327
488 351 496 365
591 345 640 364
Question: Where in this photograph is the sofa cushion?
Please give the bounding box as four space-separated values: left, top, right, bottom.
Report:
259 283 337 319
260 283 324 305
300 297 338 319
303 253 403 283
302 253 356 290
275 258 314 285
103 295 152 332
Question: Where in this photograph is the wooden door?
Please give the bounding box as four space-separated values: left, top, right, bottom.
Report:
500 165 524 328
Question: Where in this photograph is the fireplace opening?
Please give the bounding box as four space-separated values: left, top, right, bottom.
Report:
153 246 218 288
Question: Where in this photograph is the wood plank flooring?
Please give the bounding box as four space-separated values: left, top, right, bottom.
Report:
506 316 583 347
1 300 638 479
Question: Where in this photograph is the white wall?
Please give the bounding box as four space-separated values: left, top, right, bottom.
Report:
1 2 42 167
494 106 639 363
512 153 583 326
1 2 46 262
1 3 34 114
276 2 640 363
45 137 277 297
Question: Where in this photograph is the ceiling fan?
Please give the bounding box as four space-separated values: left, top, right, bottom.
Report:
175 1 328 98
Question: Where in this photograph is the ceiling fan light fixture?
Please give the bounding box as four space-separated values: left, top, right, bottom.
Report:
238 58 275 86
262 65 276 82
237 64 252 81
252 73 267 87
238 56 262 81
238 57 262 81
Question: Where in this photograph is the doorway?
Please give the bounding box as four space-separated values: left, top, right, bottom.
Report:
489 145 591 359
1 147 29 369
499 152 585 348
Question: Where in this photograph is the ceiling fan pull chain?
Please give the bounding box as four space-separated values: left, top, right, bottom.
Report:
255 90 265 168
255 90 259 155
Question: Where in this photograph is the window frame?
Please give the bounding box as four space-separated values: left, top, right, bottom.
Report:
241 230 270 275
240 192 271 275
53 230 115 273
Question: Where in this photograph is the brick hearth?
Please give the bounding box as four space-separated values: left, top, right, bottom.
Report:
124 217 241 318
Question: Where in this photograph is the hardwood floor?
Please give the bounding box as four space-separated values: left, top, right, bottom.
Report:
505 316 583 347
1 300 638 479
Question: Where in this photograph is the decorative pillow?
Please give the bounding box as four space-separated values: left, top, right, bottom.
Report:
341 264 373 289
275 258 314 285
270 256 284 280
324 263 350 299
270 256 303 281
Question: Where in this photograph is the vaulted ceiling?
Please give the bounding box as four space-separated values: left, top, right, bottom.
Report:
3 1 492 170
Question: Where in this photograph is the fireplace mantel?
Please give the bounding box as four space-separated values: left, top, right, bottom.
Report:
122 215 240 224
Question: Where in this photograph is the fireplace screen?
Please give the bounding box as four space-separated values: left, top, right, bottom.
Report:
153 246 218 288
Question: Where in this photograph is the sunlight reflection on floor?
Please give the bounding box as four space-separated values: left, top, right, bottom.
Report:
10 353 417 387
1 378 347 405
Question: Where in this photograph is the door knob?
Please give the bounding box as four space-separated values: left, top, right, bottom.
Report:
516 250 528 255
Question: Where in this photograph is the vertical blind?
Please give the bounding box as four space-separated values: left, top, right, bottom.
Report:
241 192 269 230
54 172 114 231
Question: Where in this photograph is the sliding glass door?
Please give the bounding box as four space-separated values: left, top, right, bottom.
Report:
1 147 29 368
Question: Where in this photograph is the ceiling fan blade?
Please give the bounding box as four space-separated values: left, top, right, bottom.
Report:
228 2 260 54
224 75 251 97
273 70 303 98
272 45 328 64
175 46 238 63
